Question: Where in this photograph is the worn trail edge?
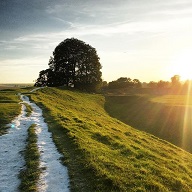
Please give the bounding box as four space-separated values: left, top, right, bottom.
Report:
0 92 70 192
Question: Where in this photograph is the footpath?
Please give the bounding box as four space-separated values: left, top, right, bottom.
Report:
0 89 70 192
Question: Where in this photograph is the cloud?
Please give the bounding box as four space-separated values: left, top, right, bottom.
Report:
0 56 48 68
1 11 192 58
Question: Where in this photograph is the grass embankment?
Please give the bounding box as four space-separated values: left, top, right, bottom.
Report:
30 87 192 191
105 94 192 153
0 90 21 135
19 124 40 192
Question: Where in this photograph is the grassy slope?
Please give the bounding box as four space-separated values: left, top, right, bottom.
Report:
105 94 192 153
31 88 192 191
0 90 21 135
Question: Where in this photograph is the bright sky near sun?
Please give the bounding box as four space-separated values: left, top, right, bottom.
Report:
1 0 192 83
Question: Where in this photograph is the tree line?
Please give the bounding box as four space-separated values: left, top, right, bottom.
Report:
147 75 191 93
103 77 142 89
104 74 192 94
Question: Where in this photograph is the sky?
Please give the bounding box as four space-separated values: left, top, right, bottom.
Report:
1 0 192 83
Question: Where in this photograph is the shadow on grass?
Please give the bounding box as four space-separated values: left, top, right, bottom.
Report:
105 95 192 153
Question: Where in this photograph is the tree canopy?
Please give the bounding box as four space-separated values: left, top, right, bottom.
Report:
35 38 102 92
108 77 142 89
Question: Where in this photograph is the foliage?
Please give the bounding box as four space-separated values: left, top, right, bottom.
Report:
19 124 40 192
171 75 181 86
30 87 192 191
35 38 102 92
157 80 170 89
148 81 158 88
104 74 191 95
108 77 141 89
146 75 192 94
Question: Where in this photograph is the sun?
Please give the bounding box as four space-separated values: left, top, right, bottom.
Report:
170 49 192 81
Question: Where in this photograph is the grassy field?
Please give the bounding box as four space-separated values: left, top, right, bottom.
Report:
0 89 21 135
105 94 192 153
0 84 33 90
151 94 192 106
30 87 192 191
0 86 34 135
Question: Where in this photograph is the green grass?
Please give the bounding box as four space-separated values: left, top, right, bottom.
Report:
0 87 36 135
0 84 33 90
30 87 192 191
0 90 21 135
23 103 33 117
105 94 192 153
19 124 40 192
151 94 192 106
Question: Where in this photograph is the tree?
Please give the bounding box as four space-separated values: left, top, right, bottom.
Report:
53 38 102 91
35 38 102 92
108 77 141 89
148 81 158 88
171 75 181 87
171 75 181 93
101 81 108 88
133 79 142 88
34 69 49 87
157 80 170 89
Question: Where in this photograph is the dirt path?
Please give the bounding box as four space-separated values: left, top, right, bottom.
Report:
0 92 70 191
0 103 28 192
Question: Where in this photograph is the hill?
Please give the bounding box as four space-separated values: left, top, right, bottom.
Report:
105 94 192 153
30 87 192 191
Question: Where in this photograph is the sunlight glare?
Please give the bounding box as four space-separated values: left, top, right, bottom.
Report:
182 80 192 150
170 49 192 81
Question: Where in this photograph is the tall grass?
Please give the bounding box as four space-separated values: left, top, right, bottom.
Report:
30 88 192 191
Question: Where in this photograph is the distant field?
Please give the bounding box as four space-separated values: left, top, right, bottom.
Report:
0 86 34 135
30 87 192 191
105 94 192 153
0 89 21 135
151 94 192 106
0 84 33 90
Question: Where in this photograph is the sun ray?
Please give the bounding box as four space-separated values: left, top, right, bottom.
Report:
182 80 192 150
170 49 192 81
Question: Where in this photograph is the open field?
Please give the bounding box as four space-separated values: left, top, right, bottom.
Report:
0 84 33 90
151 94 192 106
0 89 21 135
105 94 192 153
0 87 34 135
29 87 192 191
